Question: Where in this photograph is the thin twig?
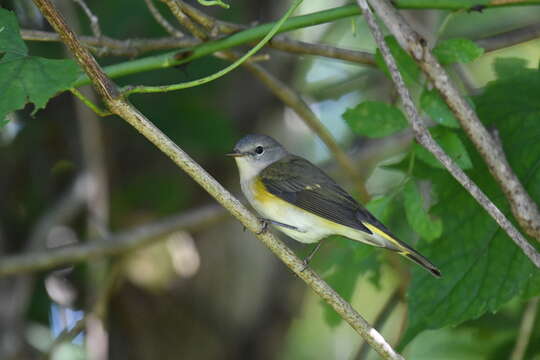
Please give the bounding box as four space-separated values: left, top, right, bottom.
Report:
144 0 185 38
29 0 403 357
0 204 226 276
358 0 540 268
510 297 539 360
160 0 207 40
72 0 101 38
475 22 540 52
367 0 540 242
21 29 200 57
70 88 112 116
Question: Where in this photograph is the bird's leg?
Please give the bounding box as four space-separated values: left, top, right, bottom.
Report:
300 241 324 272
258 218 303 232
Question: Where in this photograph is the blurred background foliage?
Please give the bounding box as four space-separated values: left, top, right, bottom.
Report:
1 0 540 359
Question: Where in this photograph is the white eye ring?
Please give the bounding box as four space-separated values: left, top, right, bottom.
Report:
255 146 264 155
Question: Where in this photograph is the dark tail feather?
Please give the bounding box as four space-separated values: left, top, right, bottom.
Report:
402 251 441 278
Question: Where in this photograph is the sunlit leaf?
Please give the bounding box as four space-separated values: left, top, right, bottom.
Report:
375 35 422 85
433 38 484 65
420 90 459 128
343 101 408 138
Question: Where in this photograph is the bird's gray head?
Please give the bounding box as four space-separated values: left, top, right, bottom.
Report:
227 134 288 181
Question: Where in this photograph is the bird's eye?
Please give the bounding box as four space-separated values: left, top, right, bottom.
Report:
255 146 264 155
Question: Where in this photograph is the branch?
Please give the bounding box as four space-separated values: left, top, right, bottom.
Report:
368 0 540 242
29 0 403 357
475 22 540 52
21 29 199 57
358 0 540 268
22 28 376 66
0 204 226 276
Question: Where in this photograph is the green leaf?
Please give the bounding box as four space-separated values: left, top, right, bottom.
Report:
402 62 540 346
420 90 459 128
403 180 442 242
375 36 421 85
414 127 473 170
0 9 28 61
433 38 484 65
492 57 530 80
0 9 81 122
0 58 81 119
366 196 394 224
343 101 408 138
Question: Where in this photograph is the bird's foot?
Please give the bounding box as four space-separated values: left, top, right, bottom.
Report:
256 218 269 235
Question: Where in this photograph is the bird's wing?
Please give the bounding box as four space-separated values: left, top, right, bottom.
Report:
260 155 382 234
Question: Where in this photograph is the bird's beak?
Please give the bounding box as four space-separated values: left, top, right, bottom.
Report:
225 150 244 157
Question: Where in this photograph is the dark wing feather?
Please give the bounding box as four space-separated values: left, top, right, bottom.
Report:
260 155 390 235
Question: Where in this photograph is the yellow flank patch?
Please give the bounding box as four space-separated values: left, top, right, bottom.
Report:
252 178 278 204
363 222 407 253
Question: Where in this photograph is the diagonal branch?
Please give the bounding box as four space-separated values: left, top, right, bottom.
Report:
357 0 540 268
367 0 540 241
29 0 403 358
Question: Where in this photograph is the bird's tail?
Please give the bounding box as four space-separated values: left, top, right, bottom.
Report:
361 222 441 277
400 250 441 278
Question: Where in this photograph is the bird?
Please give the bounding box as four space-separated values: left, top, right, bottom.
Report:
227 134 441 277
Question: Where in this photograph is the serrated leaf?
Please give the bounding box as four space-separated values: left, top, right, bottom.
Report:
420 90 459 128
433 38 484 65
0 9 28 61
0 57 81 120
0 9 81 122
343 101 408 138
402 63 540 346
403 180 442 242
375 36 421 85
414 127 473 170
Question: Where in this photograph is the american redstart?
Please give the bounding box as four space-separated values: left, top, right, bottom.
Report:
227 134 441 277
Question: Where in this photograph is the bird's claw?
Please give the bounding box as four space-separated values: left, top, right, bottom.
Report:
300 259 310 272
256 218 269 235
